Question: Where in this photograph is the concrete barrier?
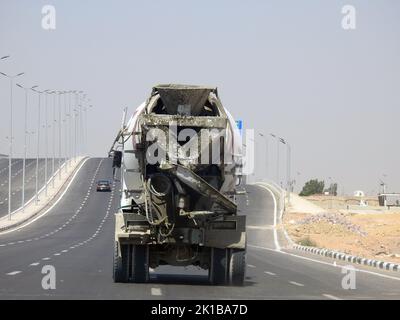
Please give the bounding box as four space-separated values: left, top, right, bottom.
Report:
0 157 88 233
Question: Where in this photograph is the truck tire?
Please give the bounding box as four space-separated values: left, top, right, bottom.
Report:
113 241 128 283
129 245 150 283
228 249 246 286
209 248 228 285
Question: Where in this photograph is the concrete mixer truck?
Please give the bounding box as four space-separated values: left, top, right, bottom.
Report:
109 84 246 285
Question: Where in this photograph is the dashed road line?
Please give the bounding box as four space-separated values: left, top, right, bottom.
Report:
249 243 400 282
289 281 304 287
322 293 342 300
264 271 276 276
25 181 116 268
7 271 22 275
151 287 162 296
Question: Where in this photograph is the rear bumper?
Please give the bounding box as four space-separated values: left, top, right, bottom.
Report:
97 187 111 191
116 213 246 249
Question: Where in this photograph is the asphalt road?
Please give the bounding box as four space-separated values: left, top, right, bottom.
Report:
0 157 399 299
0 158 64 218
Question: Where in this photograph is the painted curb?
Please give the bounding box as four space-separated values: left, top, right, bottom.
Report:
294 244 400 272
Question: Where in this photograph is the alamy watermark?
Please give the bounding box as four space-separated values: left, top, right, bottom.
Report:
41 265 56 290
41 5 56 30
341 265 356 290
341 5 356 30
144 126 255 175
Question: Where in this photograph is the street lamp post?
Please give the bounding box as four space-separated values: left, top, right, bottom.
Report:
27 131 35 157
87 104 93 156
73 105 78 161
68 91 73 168
16 83 35 211
63 91 68 173
270 133 292 204
57 91 63 180
0 71 25 220
51 91 56 187
258 133 268 181
31 87 42 205
78 91 84 156
270 133 279 184
43 90 53 196
279 138 291 204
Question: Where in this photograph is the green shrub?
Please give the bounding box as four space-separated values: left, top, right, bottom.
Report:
298 237 317 247
299 179 324 196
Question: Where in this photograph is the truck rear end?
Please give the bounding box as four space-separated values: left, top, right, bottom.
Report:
111 84 246 285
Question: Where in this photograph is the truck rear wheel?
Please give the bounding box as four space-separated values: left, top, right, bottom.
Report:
228 249 246 286
113 241 128 283
129 244 150 283
209 248 229 285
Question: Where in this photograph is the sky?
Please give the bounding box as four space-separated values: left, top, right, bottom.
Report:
0 0 399 195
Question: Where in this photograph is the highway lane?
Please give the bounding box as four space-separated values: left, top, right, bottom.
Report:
0 158 399 299
0 158 63 218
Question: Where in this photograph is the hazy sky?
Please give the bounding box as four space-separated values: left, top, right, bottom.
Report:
0 1 399 194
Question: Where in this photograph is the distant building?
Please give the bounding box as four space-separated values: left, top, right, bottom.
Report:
378 193 400 207
353 190 365 197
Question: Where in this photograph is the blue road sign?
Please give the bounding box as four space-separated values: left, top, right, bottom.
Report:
236 120 243 136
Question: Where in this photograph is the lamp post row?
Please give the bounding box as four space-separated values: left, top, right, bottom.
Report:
0 56 92 220
257 131 292 203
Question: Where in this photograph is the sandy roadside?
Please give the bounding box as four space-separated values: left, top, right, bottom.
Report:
284 194 400 264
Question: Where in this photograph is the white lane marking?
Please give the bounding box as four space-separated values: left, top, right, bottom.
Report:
7 271 21 275
30 262 40 266
247 225 273 230
257 185 281 251
0 158 90 235
247 264 256 268
25 177 115 268
322 293 342 300
248 244 400 282
151 287 162 296
289 281 304 287
264 271 276 276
